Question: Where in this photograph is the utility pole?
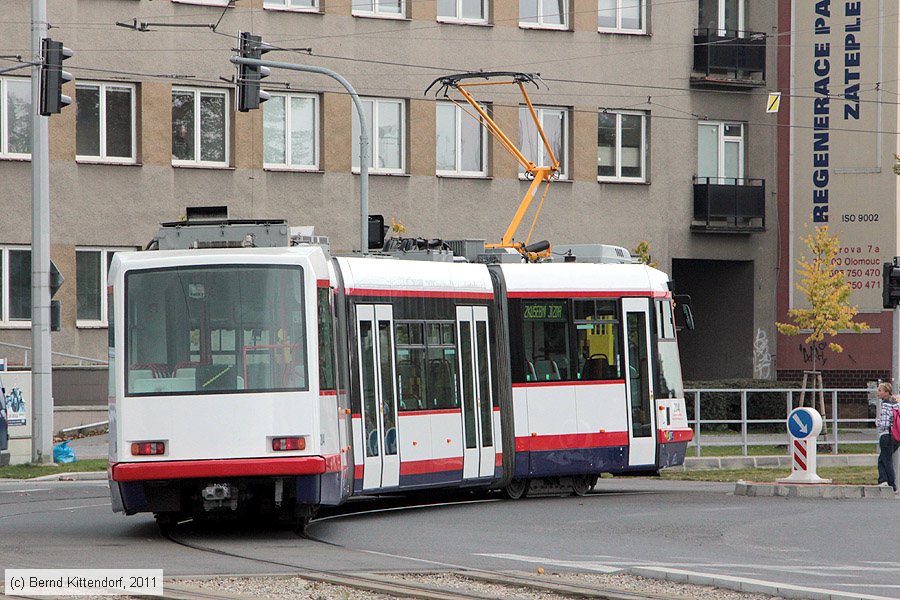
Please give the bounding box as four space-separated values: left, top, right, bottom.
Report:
31 0 53 464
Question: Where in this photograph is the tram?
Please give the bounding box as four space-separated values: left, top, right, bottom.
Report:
107 219 692 528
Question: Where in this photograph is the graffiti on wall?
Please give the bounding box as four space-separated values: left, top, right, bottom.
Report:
799 341 828 368
753 328 773 379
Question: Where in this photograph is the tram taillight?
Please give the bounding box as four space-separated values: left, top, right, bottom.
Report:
131 441 166 456
272 437 306 451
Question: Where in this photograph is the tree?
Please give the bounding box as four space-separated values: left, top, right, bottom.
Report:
777 226 868 423
632 240 658 268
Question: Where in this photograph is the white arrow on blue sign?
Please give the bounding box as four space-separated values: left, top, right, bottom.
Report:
788 408 815 439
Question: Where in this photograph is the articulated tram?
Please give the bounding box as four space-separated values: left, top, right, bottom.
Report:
107 225 692 528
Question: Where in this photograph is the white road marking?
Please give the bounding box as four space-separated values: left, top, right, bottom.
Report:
474 553 621 573
0 488 51 494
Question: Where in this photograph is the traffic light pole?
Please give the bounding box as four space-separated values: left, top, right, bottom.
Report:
230 56 370 254
31 0 53 463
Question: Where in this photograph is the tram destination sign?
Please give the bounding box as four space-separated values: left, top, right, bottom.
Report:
523 302 566 320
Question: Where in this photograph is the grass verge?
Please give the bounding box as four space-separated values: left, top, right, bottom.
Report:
0 459 108 479
661 466 878 484
694 443 877 456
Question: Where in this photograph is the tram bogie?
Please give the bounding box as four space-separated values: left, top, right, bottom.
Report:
108 222 692 524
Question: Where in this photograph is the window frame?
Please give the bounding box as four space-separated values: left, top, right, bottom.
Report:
0 77 32 160
598 0 647 34
171 86 230 168
0 247 32 328
263 91 320 171
519 0 570 30
437 0 488 24
352 97 406 175
518 105 569 180
263 0 319 11
76 248 132 328
435 101 488 178
171 0 229 5
75 81 137 164
597 109 648 183
697 120 744 183
352 0 406 19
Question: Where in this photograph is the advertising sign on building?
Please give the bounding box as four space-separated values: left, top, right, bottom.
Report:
789 0 897 311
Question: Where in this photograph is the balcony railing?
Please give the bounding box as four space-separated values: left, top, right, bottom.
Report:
692 28 766 86
692 177 765 232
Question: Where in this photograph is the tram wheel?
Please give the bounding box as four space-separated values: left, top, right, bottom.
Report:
154 512 177 534
502 478 529 500
294 516 310 537
571 475 593 497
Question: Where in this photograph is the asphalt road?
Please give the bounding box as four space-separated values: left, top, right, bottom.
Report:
0 477 898 598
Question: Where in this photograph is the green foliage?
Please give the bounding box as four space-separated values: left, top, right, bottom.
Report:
776 225 868 354
0 458 107 479
631 240 658 268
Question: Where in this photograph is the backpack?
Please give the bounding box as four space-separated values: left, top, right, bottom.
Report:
892 404 900 443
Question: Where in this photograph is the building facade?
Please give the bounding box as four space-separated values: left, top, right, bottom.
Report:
777 0 897 388
0 0 778 385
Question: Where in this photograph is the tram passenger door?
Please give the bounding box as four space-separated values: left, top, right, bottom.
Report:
356 305 400 490
456 306 495 479
622 298 656 467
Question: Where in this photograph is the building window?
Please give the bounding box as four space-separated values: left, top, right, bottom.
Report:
519 106 567 179
264 0 318 9
698 0 744 34
598 110 647 182
599 0 646 33
263 92 319 170
76 82 136 163
520 0 568 29
697 121 743 183
352 98 405 174
172 88 229 167
436 102 487 177
1 78 31 159
352 0 404 18
1 248 31 325
77 249 125 326
437 0 487 23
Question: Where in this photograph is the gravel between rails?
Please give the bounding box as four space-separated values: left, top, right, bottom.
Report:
175 571 789 600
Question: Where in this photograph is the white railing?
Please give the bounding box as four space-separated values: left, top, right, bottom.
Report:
0 340 107 367
685 387 876 457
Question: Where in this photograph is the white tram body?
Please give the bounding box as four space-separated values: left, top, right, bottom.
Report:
108 229 692 523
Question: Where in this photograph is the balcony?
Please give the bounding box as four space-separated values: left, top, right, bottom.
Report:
692 177 765 233
692 29 766 88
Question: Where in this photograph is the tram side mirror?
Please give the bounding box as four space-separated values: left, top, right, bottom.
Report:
673 294 695 331
368 215 387 250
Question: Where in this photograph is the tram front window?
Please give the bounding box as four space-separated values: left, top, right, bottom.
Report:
125 264 307 395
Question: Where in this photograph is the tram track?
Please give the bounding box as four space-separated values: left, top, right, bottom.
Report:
159 494 680 600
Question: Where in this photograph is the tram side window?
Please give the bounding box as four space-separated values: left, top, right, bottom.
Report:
317 288 336 391
521 301 570 382
574 300 622 381
395 320 458 411
655 299 684 399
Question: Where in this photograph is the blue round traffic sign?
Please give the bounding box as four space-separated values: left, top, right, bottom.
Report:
787 408 816 439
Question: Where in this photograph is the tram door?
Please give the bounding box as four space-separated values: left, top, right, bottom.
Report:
456 306 495 479
622 298 657 467
356 305 400 490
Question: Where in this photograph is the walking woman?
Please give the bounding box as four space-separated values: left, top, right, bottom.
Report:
875 382 898 491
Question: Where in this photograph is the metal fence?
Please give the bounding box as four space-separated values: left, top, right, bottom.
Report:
684 387 876 457
0 340 107 367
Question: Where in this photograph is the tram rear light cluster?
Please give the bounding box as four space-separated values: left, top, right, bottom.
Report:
131 441 166 456
272 436 306 451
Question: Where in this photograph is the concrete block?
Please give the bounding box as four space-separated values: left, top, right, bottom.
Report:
795 485 822 498
754 456 783 468
718 457 747 469
843 486 864 499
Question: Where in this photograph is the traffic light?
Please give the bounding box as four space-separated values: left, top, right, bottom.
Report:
237 32 271 112
49 260 64 332
883 261 900 309
39 38 73 116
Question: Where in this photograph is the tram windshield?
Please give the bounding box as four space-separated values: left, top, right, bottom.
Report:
124 264 307 396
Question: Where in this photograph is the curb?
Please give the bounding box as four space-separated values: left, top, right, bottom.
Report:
734 481 897 499
27 471 107 482
629 567 897 600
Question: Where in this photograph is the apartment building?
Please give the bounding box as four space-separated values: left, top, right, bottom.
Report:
0 0 778 389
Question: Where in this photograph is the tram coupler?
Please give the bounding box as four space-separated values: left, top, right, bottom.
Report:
201 483 239 511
